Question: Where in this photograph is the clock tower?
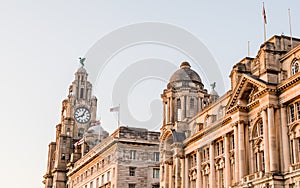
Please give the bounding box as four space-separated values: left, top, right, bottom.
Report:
43 63 99 188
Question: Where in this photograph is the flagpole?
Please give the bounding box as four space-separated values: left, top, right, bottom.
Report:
118 104 120 127
288 8 293 48
263 2 267 42
248 41 250 56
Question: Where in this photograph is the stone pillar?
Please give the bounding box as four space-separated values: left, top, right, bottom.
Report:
175 157 181 188
262 109 270 172
281 105 290 172
163 163 169 188
268 106 278 172
238 121 246 179
169 164 174 188
234 124 239 183
292 136 298 164
209 143 215 188
224 135 231 187
186 96 190 118
180 158 185 188
185 156 190 188
196 149 202 188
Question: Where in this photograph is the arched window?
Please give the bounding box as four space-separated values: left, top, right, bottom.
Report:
177 98 181 121
190 98 195 109
253 120 263 138
291 60 299 76
252 119 265 172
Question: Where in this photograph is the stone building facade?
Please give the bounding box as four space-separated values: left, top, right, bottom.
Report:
43 66 160 188
159 35 300 188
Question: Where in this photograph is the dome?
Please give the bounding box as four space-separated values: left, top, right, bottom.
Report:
77 67 87 73
169 62 202 83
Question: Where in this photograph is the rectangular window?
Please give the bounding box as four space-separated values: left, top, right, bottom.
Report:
129 167 136 176
129 184 136 188
96 178 99 188
91 167 93 175
231 135 235 149
129 150 136 160
154 152 160 161
107 171 110 182
102 159 105 168
297 102 300 120
90 181 93 188
80 88 84 99
153 168 160 179
101 175 104 185
289 104 295 123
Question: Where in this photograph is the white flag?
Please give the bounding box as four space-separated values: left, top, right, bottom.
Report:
110 106 120 112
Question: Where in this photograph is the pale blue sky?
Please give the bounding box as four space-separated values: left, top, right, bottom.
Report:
0 1 299 188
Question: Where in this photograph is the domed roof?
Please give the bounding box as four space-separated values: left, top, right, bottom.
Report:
77 66 87 73
169 62 202 83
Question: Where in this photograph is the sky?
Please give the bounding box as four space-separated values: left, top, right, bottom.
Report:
0 1 300 188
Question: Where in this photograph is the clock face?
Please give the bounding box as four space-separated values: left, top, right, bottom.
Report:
74 107 91 124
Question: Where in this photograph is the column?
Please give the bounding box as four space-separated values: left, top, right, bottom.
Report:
238 121 246 179
268 106 278 172
181 158 185 188
281 105 290 172
196 149 202 188
169 164 174 188
185 156 190 188
292 135 298 163
224 135 231 187
233 124 239 183
186 96 190 118
163 163 169 188
262 109 270 172
209 143 215 188
175 157 181 188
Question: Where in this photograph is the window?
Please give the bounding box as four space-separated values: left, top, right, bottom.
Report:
231 135 235 149
190 98 195 109
61 153 65 160
62 142 66 148
253 120 263 138
292 60 299 75
297 102 300 120
153 168 160 179
154 152 160 161
96 178 99 188
129 184 136 188
66 128 70 136
289 104 295 123
177 98 181 121
78 128 84 138
91 167 93 175
129 150 136 160
101 175 104 185
90 181 93 188
107 155 111 163
80 88 84 99
101 159 105 168
107 171 110 181
129 167 136 176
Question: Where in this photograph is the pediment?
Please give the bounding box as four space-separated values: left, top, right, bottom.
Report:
226 74 268 111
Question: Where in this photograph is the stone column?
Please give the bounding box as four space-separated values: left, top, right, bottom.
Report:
196 149 202 188
185 156 190 188
169 164 174 188
175 157 181 188
163 163 169 188
281 105 290 172
238 121 246 179
209 143 215 188
234 124 239 183
292 136 298 163
180 158 185 188
268 106 278 172
224 134 231 187
186 96 190 118
262 109 270 172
